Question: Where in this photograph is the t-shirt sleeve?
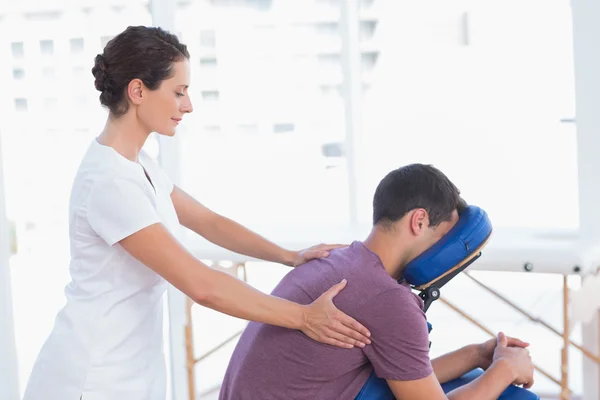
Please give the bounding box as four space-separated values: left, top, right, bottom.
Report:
358 288 433 381
87 177 162 246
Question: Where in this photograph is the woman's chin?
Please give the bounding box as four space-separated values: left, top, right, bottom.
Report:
155 128 177 137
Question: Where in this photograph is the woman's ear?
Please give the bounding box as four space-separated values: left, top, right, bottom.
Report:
127 78 144 106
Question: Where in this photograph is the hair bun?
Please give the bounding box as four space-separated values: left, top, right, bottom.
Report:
92 54 108 92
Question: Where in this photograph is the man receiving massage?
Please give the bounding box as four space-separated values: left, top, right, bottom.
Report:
219 163 535 400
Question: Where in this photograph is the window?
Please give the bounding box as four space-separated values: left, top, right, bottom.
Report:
322 142 344 158
359 20 377 41
70 38 84 54
201 90 220 101
200 57 218 68
40 40 54 56
361 51 378 84
322 142 345 169
24 10 62 21
273 123 294 134
12 68 25 80
14 98 28 112
314 22 338 36
361 0 375 8
317 53 341 65
11 42 24 58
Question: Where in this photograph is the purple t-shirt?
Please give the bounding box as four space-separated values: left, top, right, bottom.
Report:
219 241 433 400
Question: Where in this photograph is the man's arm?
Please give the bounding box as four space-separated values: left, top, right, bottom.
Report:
431 334 530 384
431 344 479 384
387 359 517 400
385 332 535 400
357 289 533 399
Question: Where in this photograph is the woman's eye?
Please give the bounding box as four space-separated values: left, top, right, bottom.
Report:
176 92 184 97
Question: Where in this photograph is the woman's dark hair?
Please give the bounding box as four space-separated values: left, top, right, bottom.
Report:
373 163 466 228
91 26 190 117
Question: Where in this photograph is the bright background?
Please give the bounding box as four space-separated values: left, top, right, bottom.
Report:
0 0 592 399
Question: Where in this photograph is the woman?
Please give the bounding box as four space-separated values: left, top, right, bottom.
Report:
23 26 370 400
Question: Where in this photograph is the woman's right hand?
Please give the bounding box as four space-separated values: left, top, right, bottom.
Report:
300 279 372 349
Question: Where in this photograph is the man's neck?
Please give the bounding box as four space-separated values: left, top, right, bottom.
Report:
362 226 412 280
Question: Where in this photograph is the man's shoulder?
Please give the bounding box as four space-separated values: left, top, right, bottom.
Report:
371 285 423 306
356 285 426 323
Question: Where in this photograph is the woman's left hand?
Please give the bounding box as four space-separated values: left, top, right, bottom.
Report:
301 279 371 348
287 243 348 267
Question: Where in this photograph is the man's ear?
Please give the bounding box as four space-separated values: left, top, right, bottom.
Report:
127 78 145 106
410 209 428 235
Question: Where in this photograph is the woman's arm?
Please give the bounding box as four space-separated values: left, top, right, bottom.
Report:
119 222 371 348
171 186 343 266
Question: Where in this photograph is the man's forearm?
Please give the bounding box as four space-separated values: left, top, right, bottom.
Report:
431 344 480 384
446 359 517 400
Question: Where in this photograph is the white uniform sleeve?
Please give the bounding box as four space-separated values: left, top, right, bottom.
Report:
87 177 161 246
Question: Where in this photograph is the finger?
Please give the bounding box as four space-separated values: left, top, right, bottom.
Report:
523 378 534 389
506 336 530 348
324 336 354 349
330 320 369 346
324 279 347 299
337 311 372 341
303 250 330 260
323 327 364 348
496 332 507 347
309 250 329 258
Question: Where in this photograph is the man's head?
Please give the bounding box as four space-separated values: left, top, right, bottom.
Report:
372 163 466 269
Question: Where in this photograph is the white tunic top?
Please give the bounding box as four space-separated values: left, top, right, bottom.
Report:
23 139 181 400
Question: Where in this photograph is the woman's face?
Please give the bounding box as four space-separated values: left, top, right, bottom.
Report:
136 59 193 136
